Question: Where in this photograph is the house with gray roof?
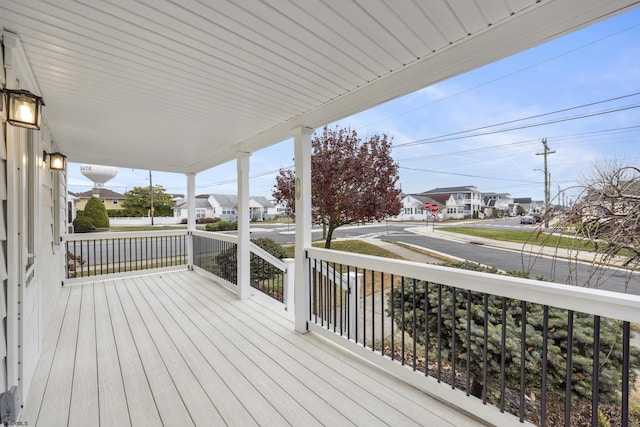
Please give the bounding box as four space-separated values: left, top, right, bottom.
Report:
173 194 276 222
420 186 482 219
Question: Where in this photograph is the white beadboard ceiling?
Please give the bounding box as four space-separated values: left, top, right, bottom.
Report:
1 0 638 173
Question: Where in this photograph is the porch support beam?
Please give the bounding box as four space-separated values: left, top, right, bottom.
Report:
294 126 314 333
186 172 196 268
236 152 251 300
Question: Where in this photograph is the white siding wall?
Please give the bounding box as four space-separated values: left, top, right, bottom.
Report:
2 31 66 408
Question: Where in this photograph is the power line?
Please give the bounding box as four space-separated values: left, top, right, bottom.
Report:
357 23 640 130
399 166 537 183
394 99 640 148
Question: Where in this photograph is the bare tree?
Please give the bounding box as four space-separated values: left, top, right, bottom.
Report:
536 160 640 290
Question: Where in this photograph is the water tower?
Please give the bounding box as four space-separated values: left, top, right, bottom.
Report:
80 164 118 195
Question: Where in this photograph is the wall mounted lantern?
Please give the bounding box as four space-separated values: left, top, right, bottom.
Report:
43 151 66 171
2 88 45 130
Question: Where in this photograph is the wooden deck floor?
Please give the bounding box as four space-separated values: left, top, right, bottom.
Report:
21 270 483 426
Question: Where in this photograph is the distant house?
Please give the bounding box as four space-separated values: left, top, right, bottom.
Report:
72 188 126 211
481 192 514 217
420 186 482 219
173 194 277 222
391 194 439 221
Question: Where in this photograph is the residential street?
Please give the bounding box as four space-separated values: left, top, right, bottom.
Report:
249 219 640 295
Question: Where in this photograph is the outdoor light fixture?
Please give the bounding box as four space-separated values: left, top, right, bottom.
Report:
43 151 66 171
1 88 45 130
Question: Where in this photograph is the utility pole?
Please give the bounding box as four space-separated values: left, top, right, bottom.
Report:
149 170 154 226
536 138 555 228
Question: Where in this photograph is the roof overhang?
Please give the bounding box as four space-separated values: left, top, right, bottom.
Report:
1 0 638 173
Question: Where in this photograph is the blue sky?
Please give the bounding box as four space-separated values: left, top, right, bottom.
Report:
68 8 640 204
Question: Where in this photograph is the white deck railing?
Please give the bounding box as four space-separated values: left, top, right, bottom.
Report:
64 230 189 283
306 247 640 427
191 230 293 308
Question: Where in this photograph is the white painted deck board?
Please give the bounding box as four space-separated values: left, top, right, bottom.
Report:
93 281 131 427
113 277 195 427
169 273 420 426
102 280 162 427
20 285 71 424
21 270 484 427
174 271 461 427
68 284 99 427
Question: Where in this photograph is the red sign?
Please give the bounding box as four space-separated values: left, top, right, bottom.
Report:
430 204 439 212
424 202 431 209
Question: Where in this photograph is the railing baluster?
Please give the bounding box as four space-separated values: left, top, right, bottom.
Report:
466 290 471 395
390 274 395 361
363 269 367 347
541 305 549 427
520 300 526 423
565 310 574 426
482 293 488 405
451 286 456 389
412 278 417 371
380 272 385 356
371 270 375 352
500 297 506 411
343 265 348 338
401 277 405 366
623 321 630 427
332 262 337 333
80 239 84 277
437 283 442 382
425 278 429 377
592 315 600 427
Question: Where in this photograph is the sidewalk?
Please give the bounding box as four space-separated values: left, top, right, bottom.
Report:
360 238 444 264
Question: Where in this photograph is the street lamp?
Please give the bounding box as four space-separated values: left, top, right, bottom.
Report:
2 88 45 130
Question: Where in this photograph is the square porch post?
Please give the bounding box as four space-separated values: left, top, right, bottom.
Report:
186 172 196 268
237 152 251 300
294 126 314 333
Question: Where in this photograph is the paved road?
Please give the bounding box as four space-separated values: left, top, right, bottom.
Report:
249 221 639 295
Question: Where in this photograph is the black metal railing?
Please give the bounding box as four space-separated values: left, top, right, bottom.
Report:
192 232 238 285
306 248 640 427
193 231 288 304
250 250 285 303
64 231 188 279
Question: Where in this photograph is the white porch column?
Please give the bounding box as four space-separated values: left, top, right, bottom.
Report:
186 172 196 268
236 152 251 300
294 126 314 333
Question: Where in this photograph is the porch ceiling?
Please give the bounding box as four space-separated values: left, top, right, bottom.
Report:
1 0 637 173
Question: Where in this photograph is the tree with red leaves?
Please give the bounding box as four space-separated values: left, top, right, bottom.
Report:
273 125 402 248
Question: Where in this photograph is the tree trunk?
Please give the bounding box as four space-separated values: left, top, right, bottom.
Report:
324 224 335 248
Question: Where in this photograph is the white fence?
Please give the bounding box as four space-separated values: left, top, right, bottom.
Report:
108 217 181 226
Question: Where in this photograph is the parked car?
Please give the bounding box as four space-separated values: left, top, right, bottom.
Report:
530 213 542 223
520 215 535 224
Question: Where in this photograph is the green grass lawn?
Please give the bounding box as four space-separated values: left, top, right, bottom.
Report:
283 239 405 260
440 227 597 251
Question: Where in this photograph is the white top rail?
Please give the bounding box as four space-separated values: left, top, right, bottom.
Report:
64 230 189 242
306 247 640 324
192 230 286 271
192 230 238 244
249 242 287 272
